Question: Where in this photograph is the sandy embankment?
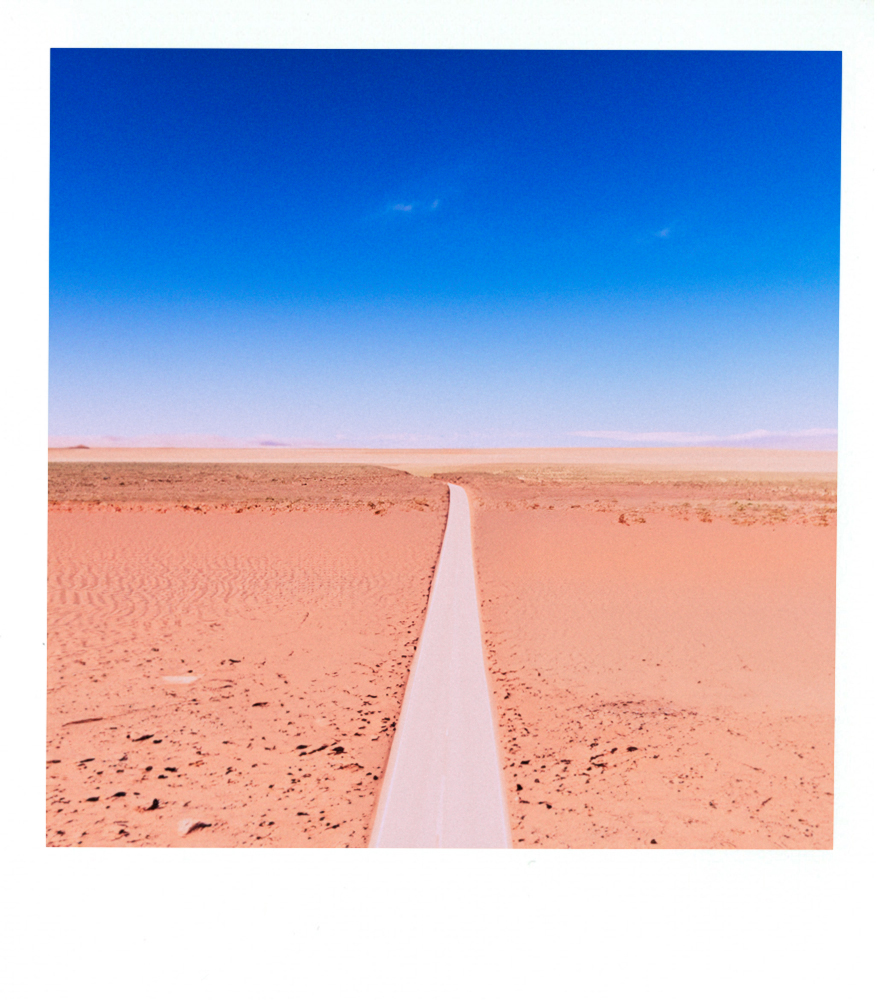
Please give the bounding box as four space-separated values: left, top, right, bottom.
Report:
47 464 448 846
460 467 836 848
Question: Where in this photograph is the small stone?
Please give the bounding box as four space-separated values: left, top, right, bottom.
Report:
178 817 212 836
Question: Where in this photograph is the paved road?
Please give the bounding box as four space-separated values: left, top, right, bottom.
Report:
369 483 511 848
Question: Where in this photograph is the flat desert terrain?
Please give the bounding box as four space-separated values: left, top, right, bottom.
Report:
47 449 835 848
47 464 449 846
459 465 835 848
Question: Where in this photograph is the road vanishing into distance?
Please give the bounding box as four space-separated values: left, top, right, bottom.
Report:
369 484 511 848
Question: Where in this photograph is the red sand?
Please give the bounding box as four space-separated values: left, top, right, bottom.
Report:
464 474 835 848
47 454 835 848
46 466 448 846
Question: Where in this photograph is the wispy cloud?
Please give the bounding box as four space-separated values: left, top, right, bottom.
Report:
569 428 838 449
632 222 677 246
48 434 326 449
386 198 441 216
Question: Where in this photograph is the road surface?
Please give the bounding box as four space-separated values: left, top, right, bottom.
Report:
369 483 511 848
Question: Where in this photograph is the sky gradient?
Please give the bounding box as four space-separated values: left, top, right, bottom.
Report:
50 49 841 448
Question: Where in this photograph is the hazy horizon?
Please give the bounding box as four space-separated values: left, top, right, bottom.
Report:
48 431 838 452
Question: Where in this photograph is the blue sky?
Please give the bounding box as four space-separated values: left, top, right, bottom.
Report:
50 49 840 448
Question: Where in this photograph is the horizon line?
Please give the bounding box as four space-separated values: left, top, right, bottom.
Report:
48 429 839 452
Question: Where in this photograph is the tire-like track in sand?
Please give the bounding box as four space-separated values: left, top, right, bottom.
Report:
370 483 510 848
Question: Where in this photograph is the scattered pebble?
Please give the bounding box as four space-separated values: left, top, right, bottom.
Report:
178 817 212 836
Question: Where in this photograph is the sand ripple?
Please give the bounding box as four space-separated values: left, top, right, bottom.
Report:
47 492 447 848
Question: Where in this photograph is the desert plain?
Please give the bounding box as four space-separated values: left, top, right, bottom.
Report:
47 447 836 848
